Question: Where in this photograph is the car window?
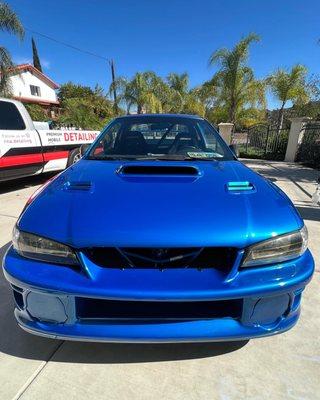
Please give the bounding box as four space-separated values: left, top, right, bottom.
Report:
88 116 234 161
0 102 26 130
196 120 226 157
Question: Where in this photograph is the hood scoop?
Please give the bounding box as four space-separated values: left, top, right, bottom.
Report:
227 181 255 192
118 165 199 176
64 181 93 191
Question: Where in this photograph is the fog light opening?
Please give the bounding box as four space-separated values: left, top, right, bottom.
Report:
13 289 24 309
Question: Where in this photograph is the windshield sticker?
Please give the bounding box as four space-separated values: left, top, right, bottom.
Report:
187 152 223 158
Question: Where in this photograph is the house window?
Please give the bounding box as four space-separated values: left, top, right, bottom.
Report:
30 85 41 97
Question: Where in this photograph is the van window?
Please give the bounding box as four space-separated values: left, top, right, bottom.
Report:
0 102 26 130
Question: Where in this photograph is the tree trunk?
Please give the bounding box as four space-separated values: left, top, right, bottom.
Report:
228 93 237 124
228 102 236 125
277 101 286 133
137 104 143 114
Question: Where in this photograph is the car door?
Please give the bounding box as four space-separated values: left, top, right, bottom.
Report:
0 100 44 182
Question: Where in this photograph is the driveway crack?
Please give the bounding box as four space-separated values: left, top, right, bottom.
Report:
12 341 65 400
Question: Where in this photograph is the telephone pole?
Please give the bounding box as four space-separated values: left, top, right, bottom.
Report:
109 59 118 114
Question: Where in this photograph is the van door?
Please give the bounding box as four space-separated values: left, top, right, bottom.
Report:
0 101 44 181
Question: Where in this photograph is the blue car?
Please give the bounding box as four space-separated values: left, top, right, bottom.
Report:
3 114 314 342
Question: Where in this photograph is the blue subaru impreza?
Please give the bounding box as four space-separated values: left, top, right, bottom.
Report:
3 114 314 342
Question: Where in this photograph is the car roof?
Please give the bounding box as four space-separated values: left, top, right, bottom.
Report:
116 113 204 120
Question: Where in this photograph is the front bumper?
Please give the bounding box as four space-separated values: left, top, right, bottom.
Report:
3 247 314 342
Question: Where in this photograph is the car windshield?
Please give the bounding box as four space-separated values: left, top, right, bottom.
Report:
87 116 235 161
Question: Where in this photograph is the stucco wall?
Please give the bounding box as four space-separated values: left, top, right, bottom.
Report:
9 70 57 102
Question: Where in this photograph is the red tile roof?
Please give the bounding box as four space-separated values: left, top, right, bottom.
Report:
11 64 59 89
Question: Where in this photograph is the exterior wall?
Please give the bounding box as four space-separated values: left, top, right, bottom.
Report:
9 70 58 103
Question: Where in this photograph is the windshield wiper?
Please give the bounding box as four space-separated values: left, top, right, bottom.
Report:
134 154 187 161
87 154 222 161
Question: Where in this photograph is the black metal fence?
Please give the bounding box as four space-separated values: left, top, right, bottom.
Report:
296 122 320 168
232 124 289 161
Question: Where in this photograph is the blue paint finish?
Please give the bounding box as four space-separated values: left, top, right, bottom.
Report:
18 160 302 248
2 115 315 342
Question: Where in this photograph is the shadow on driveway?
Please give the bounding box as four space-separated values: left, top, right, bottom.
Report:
0 173 56 195
0 242 248 364
296 204 320 222
243 159 319 186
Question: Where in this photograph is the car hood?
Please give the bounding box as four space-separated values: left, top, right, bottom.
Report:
19 159 302 249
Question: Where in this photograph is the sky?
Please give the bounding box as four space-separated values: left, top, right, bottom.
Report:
4 0 320 109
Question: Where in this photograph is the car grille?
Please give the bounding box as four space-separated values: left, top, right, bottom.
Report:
82 247 238 272
76 298 243 320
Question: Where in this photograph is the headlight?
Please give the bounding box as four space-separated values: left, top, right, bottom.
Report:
12 226 79 266
241 226 308 267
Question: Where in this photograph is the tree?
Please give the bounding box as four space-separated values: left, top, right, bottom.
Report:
58 98 102 130
166 73 206 115
267 64 310 130
111 71 207 116
182 92 205 116
32 37 42 72
111 72 163 114
207 33 265 127
58 82 114 129
167 73 189 96
0 2 24 96
24 103 47 121
58 82 94 103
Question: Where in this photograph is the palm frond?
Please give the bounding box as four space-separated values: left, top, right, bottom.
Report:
0 3 24 39
0 46 13 96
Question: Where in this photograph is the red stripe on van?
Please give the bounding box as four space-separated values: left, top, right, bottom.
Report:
1 151 69 167
0 154 43 167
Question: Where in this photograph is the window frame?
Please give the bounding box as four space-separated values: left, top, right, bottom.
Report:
87 116 235 161
30 85 41 97
0 101 26 130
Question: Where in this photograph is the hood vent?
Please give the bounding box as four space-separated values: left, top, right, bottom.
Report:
227 181 255 192
64 181 92 191
118 165 199 176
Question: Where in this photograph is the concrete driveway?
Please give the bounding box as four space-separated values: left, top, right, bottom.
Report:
0 160 319 400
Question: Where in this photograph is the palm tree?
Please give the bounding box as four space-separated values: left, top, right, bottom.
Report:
208 33 265 126
182 91 206 117
154 79 183 113
266 64 309 130
111 72 163 114
0 2 24 96
167 73 189 96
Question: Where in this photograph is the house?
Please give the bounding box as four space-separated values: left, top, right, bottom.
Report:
8 64 60 117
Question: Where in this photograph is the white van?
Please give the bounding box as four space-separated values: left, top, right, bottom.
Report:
0 98 99 182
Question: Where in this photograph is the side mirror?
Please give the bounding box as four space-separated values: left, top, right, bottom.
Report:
229 144 239 157
80 144 90 156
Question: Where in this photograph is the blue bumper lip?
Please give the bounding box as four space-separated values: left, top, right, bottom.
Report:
15 309 300 343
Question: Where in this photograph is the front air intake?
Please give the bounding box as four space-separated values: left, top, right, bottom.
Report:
118 165 199 176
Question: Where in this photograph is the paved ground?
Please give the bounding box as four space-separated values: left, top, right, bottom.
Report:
0 160 319 400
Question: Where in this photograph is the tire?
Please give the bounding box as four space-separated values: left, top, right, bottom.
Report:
67 148 81 166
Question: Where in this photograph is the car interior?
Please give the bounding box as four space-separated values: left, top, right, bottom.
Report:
98 122 216 156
